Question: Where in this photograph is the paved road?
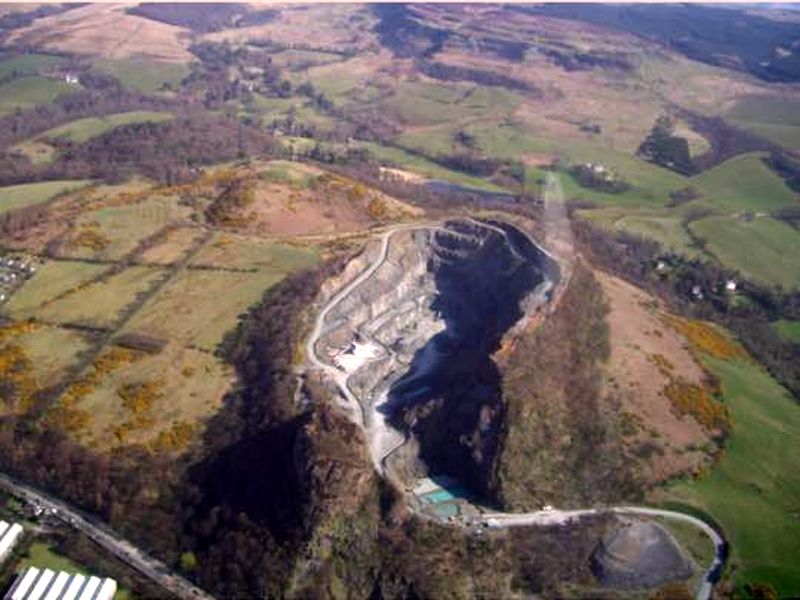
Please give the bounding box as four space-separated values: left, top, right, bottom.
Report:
0 473 214 600
304 216 725 600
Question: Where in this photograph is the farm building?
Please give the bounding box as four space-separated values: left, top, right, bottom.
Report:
0 521 23 562
3 567 116 600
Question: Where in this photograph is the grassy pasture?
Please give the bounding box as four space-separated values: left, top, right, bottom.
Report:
383 81 523 128
15 324 91 389
398 121 687 206
662 355 800 597
65 197 192 261
38 110 174 142
137 227 206 265
2 261 106 317
689 216 800 289
74 343 232 450
358 141 507 193
0 76 75 116
122 269 284 351
615 214 702 257
191 233 319 272
726 95 800 125
92 58 189 94
691 153 797 213
269 49 343 71
729 120 800 152
11 139 57 165
303 62 362 99
0 54 61 79
773 320 800 344
257 160 318 188
0 180 90 214
34 265 166 329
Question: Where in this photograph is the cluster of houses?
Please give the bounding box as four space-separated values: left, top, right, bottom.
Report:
654 260 737 300
576 162 622 182
0 519 118 600
0 256 38 304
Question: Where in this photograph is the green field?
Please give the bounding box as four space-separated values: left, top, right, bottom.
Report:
74 342 232 449
689 216 800 289
357 141 507 193
729 120 800 152
37 111 174 143
11 139 57 165
0 54 61 79
92 58 189 94
725 95 800 151
0 76 75 116
615 214 703 257
257 161 318 189
398 121 688 206
663 355 800 596
726 95 800 126
122 269 286 351
65 197 193 261
691 153 797 213
2 261 106 317
382 81 522 127
191 233 319 272
0 180 90 214
773 320 800 344
269 49 344 71
137 227 206 265
35 265 166 328
16 324 91 388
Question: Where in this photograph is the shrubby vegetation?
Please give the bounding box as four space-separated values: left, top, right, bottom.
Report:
497 263 640 508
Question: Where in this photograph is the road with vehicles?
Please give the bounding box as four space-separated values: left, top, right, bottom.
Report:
304 211 726 600
0 473 214 600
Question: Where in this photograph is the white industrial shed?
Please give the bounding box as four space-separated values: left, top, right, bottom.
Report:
0 521 23 562
3 567 116 600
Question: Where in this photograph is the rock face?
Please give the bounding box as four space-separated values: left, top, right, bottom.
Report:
591 520 694 589
318 218 557 495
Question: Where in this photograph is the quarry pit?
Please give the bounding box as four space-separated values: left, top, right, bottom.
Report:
308 218 559 488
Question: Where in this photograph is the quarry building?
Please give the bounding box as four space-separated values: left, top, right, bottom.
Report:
3 567 117 600
0 522 23 563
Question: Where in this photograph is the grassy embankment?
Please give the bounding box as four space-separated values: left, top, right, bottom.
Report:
657 322 800 596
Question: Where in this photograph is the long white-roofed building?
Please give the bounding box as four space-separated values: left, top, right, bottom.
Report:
3 567 117 600
0 522 23 562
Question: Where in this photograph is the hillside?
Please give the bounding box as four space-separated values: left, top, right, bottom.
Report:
0 3 799 599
